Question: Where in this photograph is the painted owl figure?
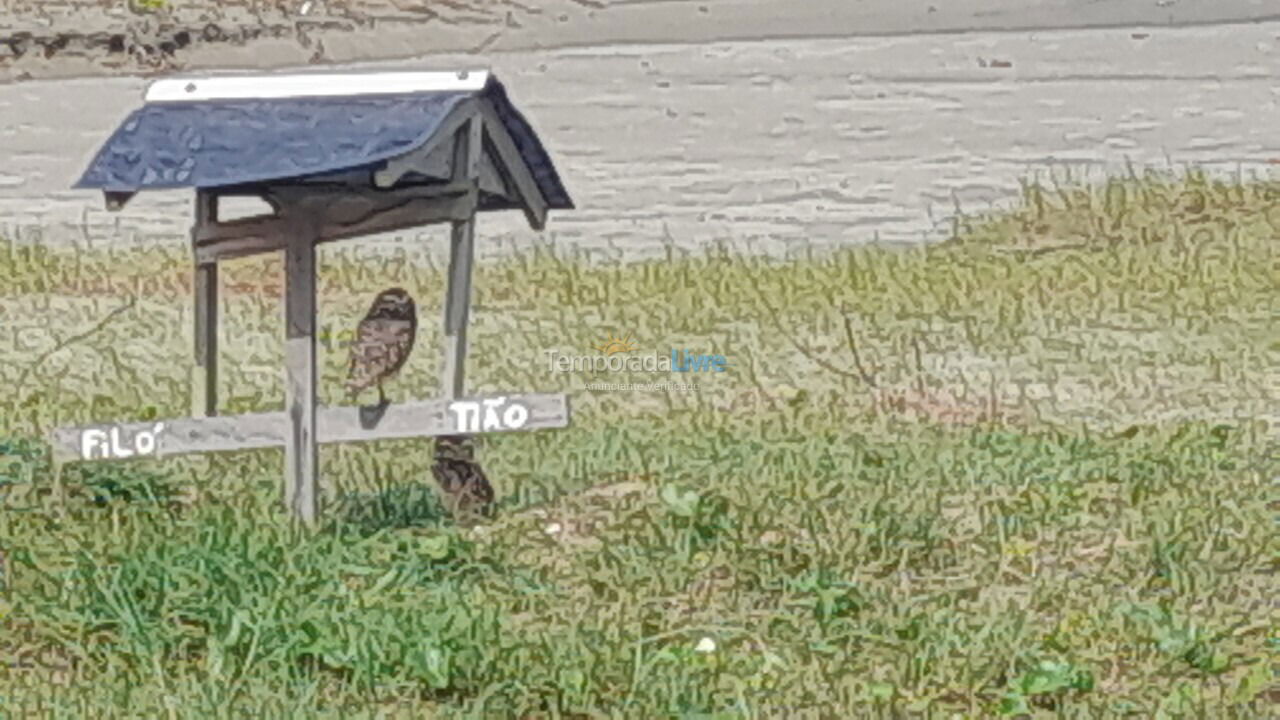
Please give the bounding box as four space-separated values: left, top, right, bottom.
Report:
346 287 417 406
432 435 495 523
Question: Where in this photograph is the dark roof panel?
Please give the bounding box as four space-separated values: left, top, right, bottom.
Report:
74 76 573 211
482 80 573 211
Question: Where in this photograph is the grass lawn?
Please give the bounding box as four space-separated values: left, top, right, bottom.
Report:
0 169 1276 717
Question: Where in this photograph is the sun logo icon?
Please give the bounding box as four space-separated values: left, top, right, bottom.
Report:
594 332 638 356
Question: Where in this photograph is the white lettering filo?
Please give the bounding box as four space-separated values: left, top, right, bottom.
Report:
81 428 108 460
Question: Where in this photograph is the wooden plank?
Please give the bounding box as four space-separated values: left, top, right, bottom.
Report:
477 99 550 231
191 191 219 418
52 412 287 460
460 114 484 188
48 393 571 462
192 212 289 245
383 142 453 185
283 222 319 524
238 164 506 197
193 233 286 264
330 393 569 443
272 182 475 209
374 142 510 199
192 190 476 263
316 191 476 243
441 117 482 400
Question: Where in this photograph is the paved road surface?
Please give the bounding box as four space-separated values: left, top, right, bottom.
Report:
5 0 1278 80
2 11 1279 261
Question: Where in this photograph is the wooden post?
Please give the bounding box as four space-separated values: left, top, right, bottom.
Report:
441 115 483 400
192 191 219 418
283 219 319 524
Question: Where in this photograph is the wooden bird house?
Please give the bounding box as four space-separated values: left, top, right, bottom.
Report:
51 69 575 523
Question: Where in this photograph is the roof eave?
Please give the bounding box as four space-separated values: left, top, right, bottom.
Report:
144 69 492 103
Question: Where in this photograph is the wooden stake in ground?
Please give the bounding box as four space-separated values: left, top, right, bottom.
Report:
191 190 219 419
284 219 319 525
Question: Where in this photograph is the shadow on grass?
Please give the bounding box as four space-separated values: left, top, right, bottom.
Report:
329 482 450 535
2 434 186 510
328 476 547 536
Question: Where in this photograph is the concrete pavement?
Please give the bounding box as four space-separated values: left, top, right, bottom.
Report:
3 15 1279 261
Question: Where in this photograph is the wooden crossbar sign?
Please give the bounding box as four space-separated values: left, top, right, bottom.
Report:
49 393 570 463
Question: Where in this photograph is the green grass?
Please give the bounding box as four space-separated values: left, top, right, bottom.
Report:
0 168 1276 717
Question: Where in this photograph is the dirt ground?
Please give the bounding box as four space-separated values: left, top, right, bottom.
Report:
0 0 546 79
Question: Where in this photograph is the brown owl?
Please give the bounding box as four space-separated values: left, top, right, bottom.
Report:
432 435 495 523
346 287 417 406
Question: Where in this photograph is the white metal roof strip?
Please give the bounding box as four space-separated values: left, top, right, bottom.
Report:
144 70 491 103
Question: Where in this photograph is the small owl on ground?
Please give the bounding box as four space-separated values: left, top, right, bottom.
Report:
346 288 417 406
432 435 495 523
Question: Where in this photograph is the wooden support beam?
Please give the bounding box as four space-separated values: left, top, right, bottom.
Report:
191 205 291 264
191 188 476 264
441 116 483 400
48 393 571 462
192 265 218 417
315 190 476 243
191 191 219 418
193 233 287 265
477 100 550 231
238 166 505 200
283 220 319 525
192 212 290 245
